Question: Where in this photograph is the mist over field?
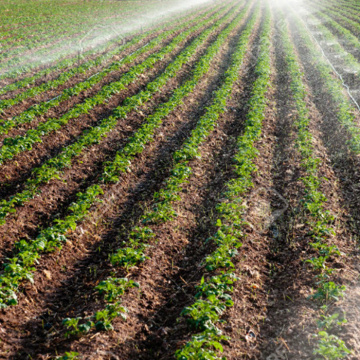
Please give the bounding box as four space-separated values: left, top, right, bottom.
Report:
0 0 219 77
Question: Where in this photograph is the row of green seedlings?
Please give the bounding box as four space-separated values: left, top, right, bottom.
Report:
0 33 147 96
0 12 120 58
282 14 351 359
0 0 217 83
341 0 360 9
0 2 222 109
308 7 360 86
0 32 125 83
175 9 271 360
0 1 252 309
57 8 260 360
341 0 360 11
314 0 358 20
0 0 145 27
331 0 360 13
0 4 232 165
0 36 153 113
0 6 231 141
0 1 170 74
311 6 360 54
313 0 360 37
0 1 246 226
0 5 72 31
0 1 187 35
0 38 125 96
0 9 126 53
0 2 228 136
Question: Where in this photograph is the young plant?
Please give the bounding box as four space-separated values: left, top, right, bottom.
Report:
56 352 80 360
314 331 351 359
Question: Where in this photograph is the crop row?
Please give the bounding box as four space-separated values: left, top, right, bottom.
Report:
0 2 226 128
344 0 360 11
0 36 124 94
330 0 360 11
0 0 152 31
0 2 152 50
0 1 152 45
333 0 360 12
313 0 357 17
58 6 260 360
0 1 251 309
0 34 154 113
281 13 351 358
0 2 242 226
0 10 121 55
0 4 205 84
0 4 231 166
0 32 122 83
176 7 271 360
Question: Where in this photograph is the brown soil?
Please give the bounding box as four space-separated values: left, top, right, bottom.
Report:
0 3 236 191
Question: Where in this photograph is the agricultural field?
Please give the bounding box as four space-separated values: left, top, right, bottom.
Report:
1 0 360 358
